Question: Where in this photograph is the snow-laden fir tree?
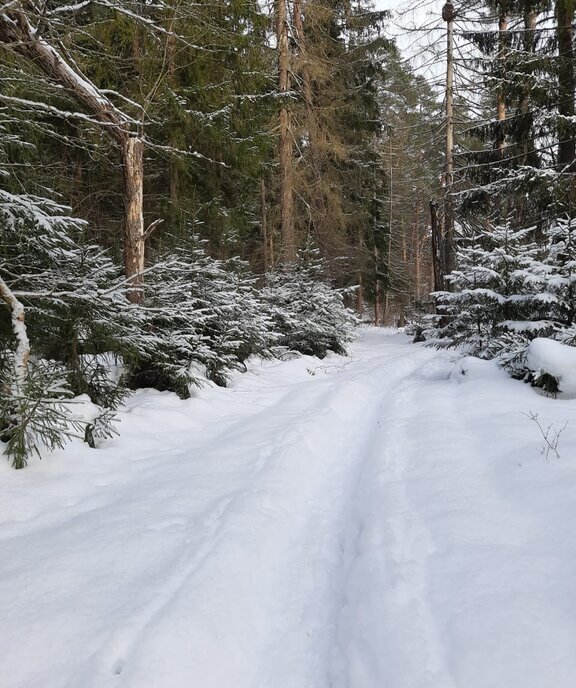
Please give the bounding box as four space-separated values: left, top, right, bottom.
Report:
545 216 576 328
1 191 360 469
431 217 555 373
261 251 358 358
0 123 117 468
127 243 280 392
542 216 576 349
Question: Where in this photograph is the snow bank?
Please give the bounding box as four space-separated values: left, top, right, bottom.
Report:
451 354 508 382
526 337 576 393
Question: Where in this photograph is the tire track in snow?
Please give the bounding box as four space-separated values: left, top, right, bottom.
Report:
69 347 424 687
247 343 441 688
0 332 449 688
93 343 438 688
4 333 576 688
70 377 364 688
330 353 457 688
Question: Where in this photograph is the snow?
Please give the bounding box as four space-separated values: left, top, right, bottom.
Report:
0 273 29 386
527 336 576 394
501 319 557 333
2 328 576 688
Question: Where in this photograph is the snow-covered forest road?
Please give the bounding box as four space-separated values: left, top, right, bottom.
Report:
2 329 576 688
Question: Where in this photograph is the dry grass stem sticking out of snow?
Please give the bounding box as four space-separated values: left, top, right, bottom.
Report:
524 411 568 461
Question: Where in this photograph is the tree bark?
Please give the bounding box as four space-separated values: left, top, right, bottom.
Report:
401 221 407 264
277 0 296 262
520 9 537 166
374 246 383 326
414 201 421 299
293 0 313 126
383 135 394 323
261 177 270 272
0 276 30 388
122 137 145 303
430 200 444 292
496 6 508 155
443 3 455 278
293 0 326 239
356 274 364 315
557 0 576 168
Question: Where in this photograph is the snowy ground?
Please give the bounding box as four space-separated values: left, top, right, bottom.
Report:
2 328 576 688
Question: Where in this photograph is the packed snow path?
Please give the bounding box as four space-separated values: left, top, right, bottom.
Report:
2 329 576 688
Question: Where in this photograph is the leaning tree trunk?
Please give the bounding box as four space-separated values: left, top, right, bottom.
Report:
0 8 146 296
0 276 30 389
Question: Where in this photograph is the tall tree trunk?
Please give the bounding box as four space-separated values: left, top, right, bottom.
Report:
496 6 508 155
169 162 179 204
430 200 444 292
166 26 181 227
384 135 394 323
374 246 383 326
294 0 326 240
0 9 146 294
356 233 365 315
383 227 393 325
261 177 270 272
557 0 576 168
293 0 313 136
520 9 537 166
414 201 421 300
277 0 296 262
122 137 145 303
443 2 455 278
401 221 407 264
356 274 364 315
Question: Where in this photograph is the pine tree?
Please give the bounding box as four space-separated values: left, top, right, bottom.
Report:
261 249 357 358
429 0 576 370
431 218 552 371
0 122 121 467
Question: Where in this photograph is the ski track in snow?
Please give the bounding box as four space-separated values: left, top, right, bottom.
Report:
330 364 457 688
1 329 576 688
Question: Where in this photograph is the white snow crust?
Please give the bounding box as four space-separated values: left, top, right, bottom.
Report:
1 328 576 688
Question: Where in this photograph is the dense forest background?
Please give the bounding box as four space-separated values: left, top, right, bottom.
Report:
0 0 441 302
1 0 575 467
